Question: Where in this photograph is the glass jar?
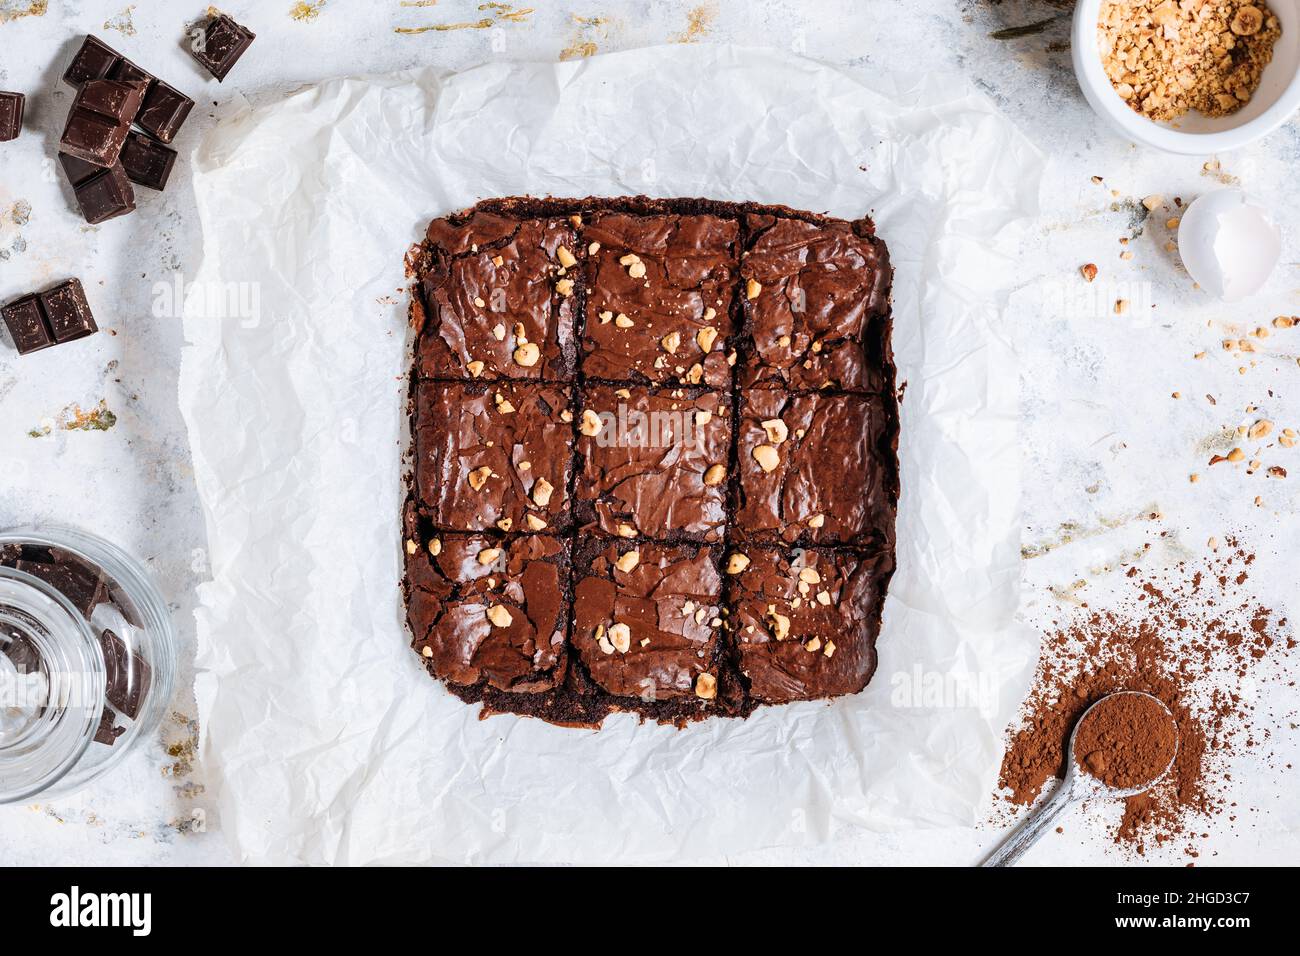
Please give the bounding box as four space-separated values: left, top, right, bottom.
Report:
0 526 175 803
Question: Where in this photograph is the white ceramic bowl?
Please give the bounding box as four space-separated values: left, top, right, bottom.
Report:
1072 0 1300 153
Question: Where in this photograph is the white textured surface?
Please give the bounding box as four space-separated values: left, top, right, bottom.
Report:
0 0 1297 866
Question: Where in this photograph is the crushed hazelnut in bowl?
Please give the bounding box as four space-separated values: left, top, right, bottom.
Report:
1073 0 1300 153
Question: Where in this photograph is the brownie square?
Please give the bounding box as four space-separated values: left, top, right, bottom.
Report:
573 539 722 702
413 380 573 534
729 546 893 703
739 214 891 393
581 212 737 388
734 390 896 547
575 384 732 543
405 533 568 693
417 213 577 381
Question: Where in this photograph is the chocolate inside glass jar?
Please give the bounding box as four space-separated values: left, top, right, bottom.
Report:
0 529 174 802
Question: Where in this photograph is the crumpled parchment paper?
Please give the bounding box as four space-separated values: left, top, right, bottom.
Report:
179 45 1044 865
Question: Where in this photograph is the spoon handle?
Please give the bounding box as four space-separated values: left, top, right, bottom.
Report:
981 776 1078 867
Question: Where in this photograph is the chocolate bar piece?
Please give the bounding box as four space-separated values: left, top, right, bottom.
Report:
0 91 23 142
63 35 121 86
119 130 176 190
2 634 42 676
94 708 125 746
15 558 106 617
40 279 100 343
99 629 152 720
59 153 136 223
60 78 146 167
2 296 54 354
1 279 99 355
135 80 193 144
108 56 151 87
63 36 195 144
190 14 256 82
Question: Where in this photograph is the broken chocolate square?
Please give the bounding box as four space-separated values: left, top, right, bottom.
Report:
0 91 24 142
60 154 136 223
99 629 152 720
119 130 176 191
1 295 53 355
60 78 146 167
190 14 256 82
39 279 99 343
63 35 122 87
135 80 193 144
94 708 125 746
15 559 106 617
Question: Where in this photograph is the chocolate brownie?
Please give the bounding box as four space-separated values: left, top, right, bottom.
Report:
729 546 893 703
405 196 898 726
416 212 578 381
572 540 722 703
405 532 569 692
575 384 732 543
734 390 897 548
739 214 892 393
413 380 573 534
581 212 737 389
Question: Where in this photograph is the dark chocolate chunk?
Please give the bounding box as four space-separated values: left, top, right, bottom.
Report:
1 279 99 355
1 295 54 355
190 14 256 82
39 278 99 343
15 559 106 617
119 130 176 190
62 35 194 143
69 161 136 223
58 151 102 186
108 56 152 87
0 91 24 142
135 80 193 144
63 35 122 87
94 707 125 746
60 78 146 167
99 629 151 720
2 634 42 676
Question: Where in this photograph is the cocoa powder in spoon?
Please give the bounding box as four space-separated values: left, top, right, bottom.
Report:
997 540 1292 859
1074 692 1178 791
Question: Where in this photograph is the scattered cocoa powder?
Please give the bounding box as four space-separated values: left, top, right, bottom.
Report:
998 539 1292 858
1073 692 1179 790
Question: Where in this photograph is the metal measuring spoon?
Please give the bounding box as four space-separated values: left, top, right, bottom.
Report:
982 690 1179 867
